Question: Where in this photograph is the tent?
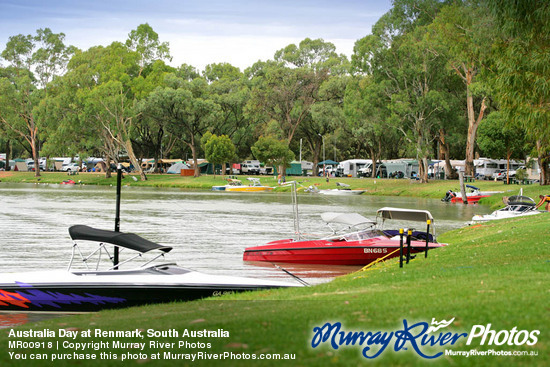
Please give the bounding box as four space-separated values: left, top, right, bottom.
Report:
318 160 339 166
167 162 189 174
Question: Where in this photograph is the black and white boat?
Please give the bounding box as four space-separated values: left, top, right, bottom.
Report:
0 166 299 313
0 225 299 312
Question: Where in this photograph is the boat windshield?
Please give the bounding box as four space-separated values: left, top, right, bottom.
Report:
341 229 386 241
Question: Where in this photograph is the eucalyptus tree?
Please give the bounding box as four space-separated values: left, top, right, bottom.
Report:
0 28 75 176
251 136 295 175
487 0 550 185
132 60 176 172
203 63 254 159
249 63 322 144
303 75 348 176
203 133 236 178
343 75 397 177
477 111 527 183
270 38 347 164
142 74 220 177
354 0 450 182
428 0 495 176
126 23 171 77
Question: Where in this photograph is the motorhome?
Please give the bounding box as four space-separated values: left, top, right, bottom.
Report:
336 159 372 178
474 159 524 180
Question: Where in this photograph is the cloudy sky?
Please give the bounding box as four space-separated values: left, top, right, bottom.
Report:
0 0 391 71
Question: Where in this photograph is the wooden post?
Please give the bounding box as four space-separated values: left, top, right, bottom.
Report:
425 220 431 258
406 229 412 264
399 229 404 268
459 172 468 205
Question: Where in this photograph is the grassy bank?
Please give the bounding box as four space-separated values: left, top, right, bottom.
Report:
1 213 548 366
1 171 548 209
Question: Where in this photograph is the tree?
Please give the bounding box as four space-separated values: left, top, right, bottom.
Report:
205 63 254 159
358 1 450 182
204 134 236 178
0 28 74 177
251 136 295 176
428 1 495 176
477 111 527 183
344 75 396 177
143 75 219 177
126 23 171 77
487 0 550 185
249 64 323 144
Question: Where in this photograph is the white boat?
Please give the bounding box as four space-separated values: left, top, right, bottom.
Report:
309 182 366 196
470 195 542 223
0 225 299 312
319 189 366 196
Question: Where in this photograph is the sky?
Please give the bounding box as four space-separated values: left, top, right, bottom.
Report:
0 0 392 71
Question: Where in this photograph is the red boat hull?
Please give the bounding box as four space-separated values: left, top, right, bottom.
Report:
450 195 489 203
243 237 445 265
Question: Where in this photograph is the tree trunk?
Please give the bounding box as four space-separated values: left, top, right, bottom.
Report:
438 129 453 179
190 144 200 177
464 73 487 176
31 133 41 178
420 156 429 183
537 139 550 185
104 156 112 179
368 146 379 178
5 140 11 171
124 138 147 181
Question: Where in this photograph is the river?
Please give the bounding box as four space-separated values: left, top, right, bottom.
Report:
0 182 492 327
0 182 492 278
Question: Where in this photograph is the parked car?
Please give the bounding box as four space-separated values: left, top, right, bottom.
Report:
492 169 507 180
241 160 261 175
61 163 80 172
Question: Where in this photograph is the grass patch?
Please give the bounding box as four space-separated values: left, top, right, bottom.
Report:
1 214 548 366
2 171 548 208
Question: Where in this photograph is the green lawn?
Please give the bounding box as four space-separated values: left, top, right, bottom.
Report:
2 171 548 209
1 212 548 366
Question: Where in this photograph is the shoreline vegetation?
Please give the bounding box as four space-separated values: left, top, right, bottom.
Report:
1 171 549 209
0 173 548 366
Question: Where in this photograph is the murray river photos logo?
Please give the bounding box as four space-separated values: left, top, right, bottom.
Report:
310 318 540 359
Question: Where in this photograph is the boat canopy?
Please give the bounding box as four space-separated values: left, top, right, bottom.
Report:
506 195 536 206
376 207 434 223
68 225 172 254
321 212 375 227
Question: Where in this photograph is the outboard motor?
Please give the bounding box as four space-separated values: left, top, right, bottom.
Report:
442 190 455 202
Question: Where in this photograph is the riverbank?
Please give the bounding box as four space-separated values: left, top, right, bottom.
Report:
0 212 547 366
1 171 547 209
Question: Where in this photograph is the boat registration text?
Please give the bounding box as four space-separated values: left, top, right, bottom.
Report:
363 248 387 254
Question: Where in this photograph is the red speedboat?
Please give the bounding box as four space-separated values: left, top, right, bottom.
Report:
442 185 490 204
243 208 446 265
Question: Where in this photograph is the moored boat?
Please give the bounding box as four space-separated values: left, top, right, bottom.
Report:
470 195 545 223
243 208 446 265
442 185 491 203
309 182 366 196
0 225 299 312
213 177 274 192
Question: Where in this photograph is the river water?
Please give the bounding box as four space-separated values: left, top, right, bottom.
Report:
0 182 494 328
0 182 492 282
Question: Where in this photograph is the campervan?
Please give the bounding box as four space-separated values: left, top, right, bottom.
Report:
336 159 372 178
475 159 524 180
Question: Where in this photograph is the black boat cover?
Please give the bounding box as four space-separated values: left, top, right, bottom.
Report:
68 225 172 254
